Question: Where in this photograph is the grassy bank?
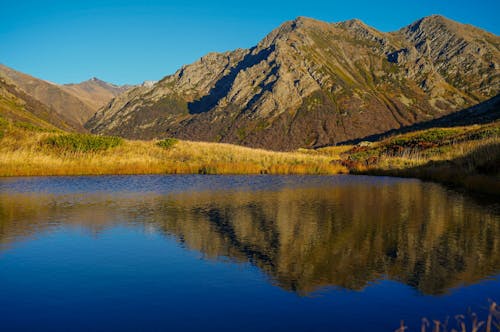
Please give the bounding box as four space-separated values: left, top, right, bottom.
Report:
0 119 347 176
1 116 499 195
326 123 500 195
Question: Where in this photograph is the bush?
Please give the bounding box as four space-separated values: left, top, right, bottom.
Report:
389 128 461 147
157 138 179 149
43 134 123 152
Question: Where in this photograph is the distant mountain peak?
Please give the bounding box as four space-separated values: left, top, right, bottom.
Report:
141 80 156 88
89 77 104 83
83 77 119 87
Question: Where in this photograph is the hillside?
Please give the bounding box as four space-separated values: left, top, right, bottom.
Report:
87 15 500 151
0 65 132 130
0 77 75 132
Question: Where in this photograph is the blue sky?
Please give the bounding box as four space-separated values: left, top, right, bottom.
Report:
1 0 498 85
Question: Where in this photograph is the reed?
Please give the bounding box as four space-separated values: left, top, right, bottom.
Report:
396 301 499 332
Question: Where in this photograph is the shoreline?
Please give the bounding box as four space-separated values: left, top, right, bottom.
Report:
1 122 498 195
1 169 498 196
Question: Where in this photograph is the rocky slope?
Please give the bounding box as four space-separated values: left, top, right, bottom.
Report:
87 15 499 150
0 65 132 130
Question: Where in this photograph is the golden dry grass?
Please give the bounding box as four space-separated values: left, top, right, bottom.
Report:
374 137 499 169
0 127 347 176
1 118 498 195
354 137 500 195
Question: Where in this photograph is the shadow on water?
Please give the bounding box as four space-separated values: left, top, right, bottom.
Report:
1 176 499 296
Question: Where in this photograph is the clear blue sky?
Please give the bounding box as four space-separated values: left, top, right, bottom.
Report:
1 0 498 85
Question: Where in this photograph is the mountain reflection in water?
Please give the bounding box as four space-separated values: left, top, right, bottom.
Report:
1 175 498 296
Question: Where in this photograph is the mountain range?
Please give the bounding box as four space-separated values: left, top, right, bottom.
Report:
1 15 499 150
86 15 499 150
0 64 131 131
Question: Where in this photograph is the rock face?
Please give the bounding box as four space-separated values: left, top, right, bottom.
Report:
87 16 500 150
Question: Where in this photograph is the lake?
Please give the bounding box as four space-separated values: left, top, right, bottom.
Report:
0 175 499 331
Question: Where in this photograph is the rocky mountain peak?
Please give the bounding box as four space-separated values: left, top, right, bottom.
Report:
89 77 117 86
398 15 499 99
337 18 370 30
86 16 500 151
258 16 328 49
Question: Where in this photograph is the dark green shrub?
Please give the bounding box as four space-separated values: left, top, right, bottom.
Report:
43 134 123 152
157 138 179 149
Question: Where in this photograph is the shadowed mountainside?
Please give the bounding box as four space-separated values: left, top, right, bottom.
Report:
338 93 500 145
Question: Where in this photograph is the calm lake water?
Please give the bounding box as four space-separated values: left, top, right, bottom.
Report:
0 175 499 332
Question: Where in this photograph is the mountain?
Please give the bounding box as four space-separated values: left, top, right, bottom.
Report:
86 15 499 151
0 65 132 130
61 77 132 112
0 77 76 131
397 15 499 99
0 64 93 129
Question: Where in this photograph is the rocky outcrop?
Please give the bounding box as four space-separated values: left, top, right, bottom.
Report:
87 16 500 150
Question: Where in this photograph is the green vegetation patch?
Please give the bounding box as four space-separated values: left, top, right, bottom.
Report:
157 138 179 149
348 146 382 161
14 121 47 132
43 134 123 153
0 116 8 140
151 95 188 114
388 128 463 149
236 128 247 140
